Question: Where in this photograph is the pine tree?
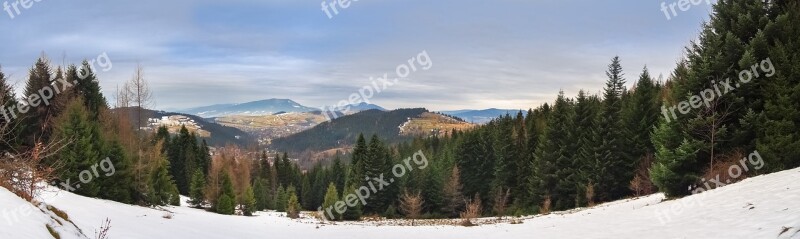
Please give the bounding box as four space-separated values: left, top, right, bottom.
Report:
53 99 103 197
216 194 235 215
98 140 134 203
322 183 340 221
532 91 577 210
72 61 107 120
756 2 800 171
341 184 362 220
216 172 236 212
595 56 632 202
347 134 368 188
286 192 301 219
624 67 662 159
573 91 602 206
253 179 268 211
242 186 257 216
331 154 346 193
20 57 57 147
275 185 287 212
189 169 206 207
0 67 21 151
455 129 494 207
300 175 312 210
149 155 180 206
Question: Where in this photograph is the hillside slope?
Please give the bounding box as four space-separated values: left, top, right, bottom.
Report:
0 188 88 239
269 108 427 153
114 107 256 147
9 167 796 239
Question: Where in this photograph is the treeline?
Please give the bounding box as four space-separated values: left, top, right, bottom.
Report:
296 0 800 219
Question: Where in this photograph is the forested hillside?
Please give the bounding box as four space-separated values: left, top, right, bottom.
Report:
270 108 427 153
0 0 797 230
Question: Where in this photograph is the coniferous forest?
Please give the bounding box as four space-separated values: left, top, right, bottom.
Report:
1 0 799 233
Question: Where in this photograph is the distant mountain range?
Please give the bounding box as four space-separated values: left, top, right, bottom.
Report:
176 99 385 118
439 108 521 124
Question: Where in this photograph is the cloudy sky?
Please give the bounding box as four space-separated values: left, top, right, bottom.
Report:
0 0 714 111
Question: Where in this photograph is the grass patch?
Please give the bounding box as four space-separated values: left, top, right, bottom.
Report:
47 205 70 223
45 224 60 239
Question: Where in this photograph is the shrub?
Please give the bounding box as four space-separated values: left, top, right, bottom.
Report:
459 193 481 227
216 195 235 215
286 194 301 219
540 195 551 215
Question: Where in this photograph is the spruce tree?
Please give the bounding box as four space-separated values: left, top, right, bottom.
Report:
242 186 257 216
322 183 340 220
53 99 103 197
300 175 312 210
275 185 287 212
286 192 301 219
756 2 800 171
341 184 362 220
532 91 577 210
215 172 236 213
20 57 56 147
98 140 134 203
253 179 268 211
595 56 632 202
216 194 235 215
0 67 20 151
72 62 107 120
189 169 206 207
573 91 602 206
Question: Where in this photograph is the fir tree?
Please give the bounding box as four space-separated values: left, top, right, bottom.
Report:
253 179 268 211
242 186 257 216
322 183 340 220
189 169 206 207
0 67 20 151
595 56 632 202
275 185 287 212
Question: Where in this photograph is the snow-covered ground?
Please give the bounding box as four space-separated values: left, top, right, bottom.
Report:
2 168 799 239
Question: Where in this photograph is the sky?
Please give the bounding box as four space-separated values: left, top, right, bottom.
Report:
0 0 715 111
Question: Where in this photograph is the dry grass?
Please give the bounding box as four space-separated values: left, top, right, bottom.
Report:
701 150 748 190
45 225 60 239
47 205 71 223
217 113 327 130
540 196 552 215
400 112 475 137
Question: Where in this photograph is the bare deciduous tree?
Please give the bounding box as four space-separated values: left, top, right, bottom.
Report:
443 165 465 217
117 65 153 129
398 189 424 225
492 188 510 219
460 193 482 227
629 153 656 197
